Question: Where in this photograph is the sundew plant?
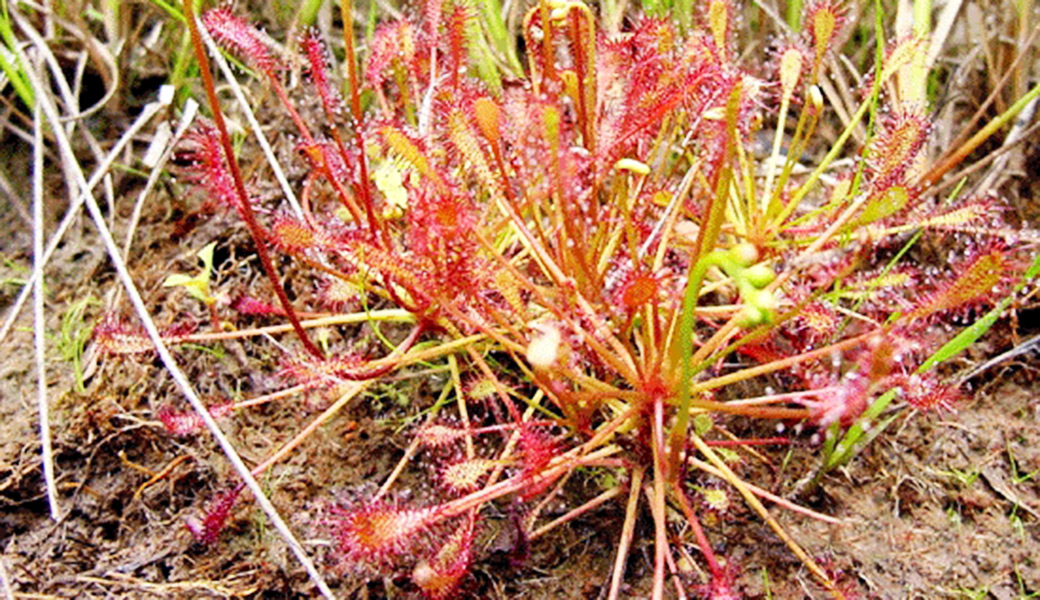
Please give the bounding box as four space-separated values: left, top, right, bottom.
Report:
92 0 1040 597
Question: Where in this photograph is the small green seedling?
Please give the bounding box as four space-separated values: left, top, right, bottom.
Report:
163 241 219 306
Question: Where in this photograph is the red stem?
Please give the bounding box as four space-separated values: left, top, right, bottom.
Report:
184 0 323 359
340 0 379 244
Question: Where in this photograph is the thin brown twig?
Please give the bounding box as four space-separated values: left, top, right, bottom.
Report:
607 466 644 600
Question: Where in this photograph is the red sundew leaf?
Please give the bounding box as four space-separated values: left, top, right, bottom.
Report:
318 278 360 312
898 373 961 412
417 423 469 449
176 124 250 216
157 401 235 436
795 302 840 345
331 503 440 569
413 519 476 600
867 106 931 191
518 426 561 498
231 296 283 316
201 8 279 74
157 406 205 436
910 248 1007 320
93 317 153 355
279 353 365 388
269 214 338 255
92 315 194 355
300 31 343 119
186 486 243 544
803 0 846 66
802 378 871 427
439 458 499 494
366 21 417 91
445 5 473 89
422 0 445 48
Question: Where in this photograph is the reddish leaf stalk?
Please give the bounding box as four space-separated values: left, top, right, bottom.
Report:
338 0 378 242
183 0 323 359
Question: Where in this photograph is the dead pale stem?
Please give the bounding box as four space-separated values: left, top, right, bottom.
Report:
32 94 59 521
529 485 622 540
0 554 13 600
229 384 308 411
690 435 842 597
182 309 415 343
919 80 1040 188
921 19 1040 186
608 465 644 600
183 0 322 359
75 574 252 597
0 91 170 348
688 456 842 525
449 354 476 459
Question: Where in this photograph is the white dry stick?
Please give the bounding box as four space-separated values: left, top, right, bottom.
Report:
926 0 964 70
197 23 303 221
0 92 170 347
122 92 197 258
14 15 337 600
976 95 1038 193
33 95 60 521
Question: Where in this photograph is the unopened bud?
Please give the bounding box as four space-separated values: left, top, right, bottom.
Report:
744 263 776 288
